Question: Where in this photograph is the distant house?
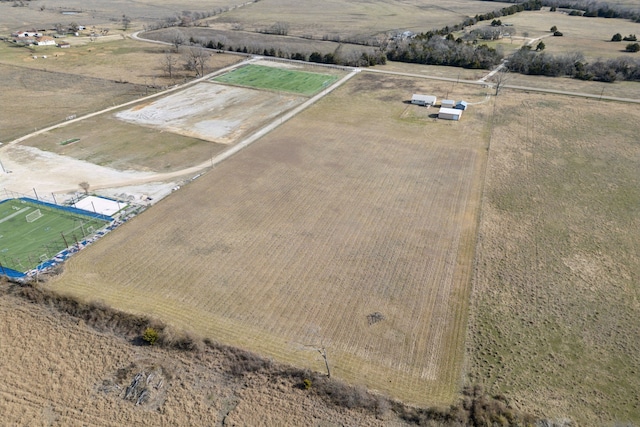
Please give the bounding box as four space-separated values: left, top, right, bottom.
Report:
12 30 42 38
455 100 468 110
411 94 437 106
13 37 36 46
58 41 71 48
441 99 455 108
35 36 56 46
438 107 463 121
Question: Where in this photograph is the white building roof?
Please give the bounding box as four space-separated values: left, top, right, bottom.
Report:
412 94 437 103
438 107 463 118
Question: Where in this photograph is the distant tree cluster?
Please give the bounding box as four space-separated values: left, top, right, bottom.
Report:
483 0 640 23
386 35 503 69
187 36 387 67
507 47 640 82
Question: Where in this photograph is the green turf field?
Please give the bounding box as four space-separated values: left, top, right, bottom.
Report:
0 199 108 272
212 64 339 95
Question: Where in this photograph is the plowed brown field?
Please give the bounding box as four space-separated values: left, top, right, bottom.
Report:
51 73 491 405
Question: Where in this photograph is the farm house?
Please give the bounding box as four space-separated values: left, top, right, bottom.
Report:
441 99 455 108
35 36 56 46
411 94 437 106
438 107 463 121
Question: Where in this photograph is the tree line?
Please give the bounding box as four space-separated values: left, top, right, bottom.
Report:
507 47 640 82
386 36 503 69
482 0 640 22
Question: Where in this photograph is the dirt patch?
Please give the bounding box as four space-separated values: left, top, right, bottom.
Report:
115 82 305 144
0 145 179 203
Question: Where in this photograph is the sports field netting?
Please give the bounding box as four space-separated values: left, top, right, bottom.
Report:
0 199 109 273
212 64 339 96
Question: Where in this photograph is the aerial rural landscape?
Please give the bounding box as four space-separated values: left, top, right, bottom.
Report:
0 0 639 425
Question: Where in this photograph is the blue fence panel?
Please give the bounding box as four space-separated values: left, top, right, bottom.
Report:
19 197 113 222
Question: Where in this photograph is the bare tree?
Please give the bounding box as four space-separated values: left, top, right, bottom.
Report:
269 21 289 35
79 182 90 194
493 66 509 96
183 47 209 77
170 29 185 52
303 330 331 378
161 50 178 81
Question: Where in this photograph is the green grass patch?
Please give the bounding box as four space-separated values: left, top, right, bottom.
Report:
0 199 108 272
212 64 338 96
60 138 80 146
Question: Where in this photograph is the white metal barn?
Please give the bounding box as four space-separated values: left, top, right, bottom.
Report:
438 107 463 121
411 94 437 106
441 99 455 108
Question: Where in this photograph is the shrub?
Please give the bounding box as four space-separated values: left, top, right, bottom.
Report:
303 378 312 390
612 33 623 41
142 327 159 345
623 34 637 41
536 41 546 51
626 42 640 52
550 25 558 32
554 31 563 36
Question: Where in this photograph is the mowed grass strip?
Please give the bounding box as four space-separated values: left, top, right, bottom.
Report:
213 64 338 95
0 200 107 271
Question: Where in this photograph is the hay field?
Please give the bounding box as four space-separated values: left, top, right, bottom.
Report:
467 92 640 425
51 72 491 406
210 0 514 39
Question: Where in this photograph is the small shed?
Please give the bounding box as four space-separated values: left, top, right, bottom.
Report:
411 94 437 106
441 99 455 108
438 107 463 121
455 100 468 110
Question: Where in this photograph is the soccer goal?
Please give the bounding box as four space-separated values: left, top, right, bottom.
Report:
26 209 43 223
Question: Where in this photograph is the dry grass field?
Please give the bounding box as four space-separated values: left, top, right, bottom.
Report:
477 9 640 60
208 0 513 39
467 92 640 425
143 27 379 59
0 0 247 33
50 72 491 407
0 39 242 142
4 1 640 424
0 284 409 426
0 62 146 143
